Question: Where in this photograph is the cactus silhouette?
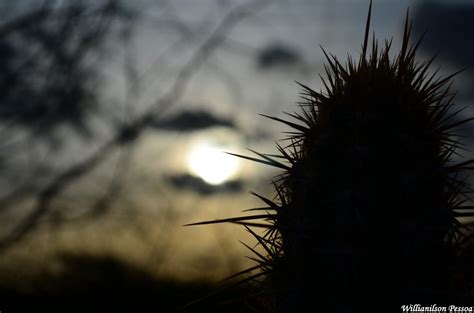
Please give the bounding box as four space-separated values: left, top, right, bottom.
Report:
187 2 474 311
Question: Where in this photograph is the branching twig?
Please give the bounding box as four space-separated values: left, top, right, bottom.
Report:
0 0 272 253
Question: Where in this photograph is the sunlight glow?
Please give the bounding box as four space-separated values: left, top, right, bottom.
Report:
187 143 240 185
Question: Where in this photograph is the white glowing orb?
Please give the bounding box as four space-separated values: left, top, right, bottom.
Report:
187 144 240 185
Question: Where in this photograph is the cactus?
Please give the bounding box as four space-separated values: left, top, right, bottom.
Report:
188 2 474 311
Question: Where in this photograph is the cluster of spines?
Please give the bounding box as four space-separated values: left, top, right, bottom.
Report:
187 1 474 308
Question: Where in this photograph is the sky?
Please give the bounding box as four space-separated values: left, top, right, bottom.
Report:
1 0 474 284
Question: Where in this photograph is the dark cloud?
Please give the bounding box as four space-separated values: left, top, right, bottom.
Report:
166 174 243 195
256 43 302 70
413 2 474 69
413 2 474 145
152 109 235 132
243 128 273 144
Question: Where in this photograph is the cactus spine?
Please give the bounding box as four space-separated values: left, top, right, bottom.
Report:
189 3 474 311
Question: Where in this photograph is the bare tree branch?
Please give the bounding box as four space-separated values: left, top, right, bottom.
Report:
0 0 272 253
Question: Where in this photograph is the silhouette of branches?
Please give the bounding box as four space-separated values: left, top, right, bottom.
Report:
0 0 132 134
0 0 271 252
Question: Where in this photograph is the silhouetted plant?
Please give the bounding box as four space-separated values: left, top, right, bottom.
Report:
0 0 130 136
189 2 474 311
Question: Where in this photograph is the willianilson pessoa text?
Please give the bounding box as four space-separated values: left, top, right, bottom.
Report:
401 305 474 312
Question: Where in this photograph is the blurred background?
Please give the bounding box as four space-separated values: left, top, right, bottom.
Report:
0 0 473 311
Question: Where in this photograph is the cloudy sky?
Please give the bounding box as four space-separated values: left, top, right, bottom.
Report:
1 0 473 283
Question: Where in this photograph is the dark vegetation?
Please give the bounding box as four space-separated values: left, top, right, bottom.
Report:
0 0 269 250
0 254 255 313
190 2 474 311
1 0 474 312
0 0 130 136
0 0 269 311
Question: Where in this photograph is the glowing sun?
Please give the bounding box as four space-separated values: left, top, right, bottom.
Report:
187 143 240 185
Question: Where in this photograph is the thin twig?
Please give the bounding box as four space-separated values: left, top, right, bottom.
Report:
0 0 272 253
